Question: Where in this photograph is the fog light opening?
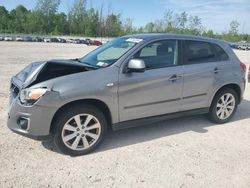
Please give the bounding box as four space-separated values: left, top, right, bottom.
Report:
17 117 30 131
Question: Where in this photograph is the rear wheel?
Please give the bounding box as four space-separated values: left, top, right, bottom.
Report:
53 105 107 156
208 88 238 124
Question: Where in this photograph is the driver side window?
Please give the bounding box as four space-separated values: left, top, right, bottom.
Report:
134 40 178 69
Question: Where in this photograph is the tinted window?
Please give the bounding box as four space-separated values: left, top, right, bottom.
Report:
134 40 178 69
185 41 228 64
213 44 229 61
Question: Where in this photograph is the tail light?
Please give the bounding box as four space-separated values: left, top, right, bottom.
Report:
240 62 247 73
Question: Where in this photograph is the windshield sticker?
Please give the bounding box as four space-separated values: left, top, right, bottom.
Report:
97 62 109 67
126 38 143 43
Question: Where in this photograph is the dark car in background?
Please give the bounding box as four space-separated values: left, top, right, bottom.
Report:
50 38 59 43
57 38 66 43
23 36 33 42
230 44 239 49
85 38 91 45
32 37 43 42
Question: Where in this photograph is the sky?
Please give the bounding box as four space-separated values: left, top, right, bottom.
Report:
1 0 250 34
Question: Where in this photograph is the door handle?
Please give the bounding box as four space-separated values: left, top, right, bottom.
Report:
168 74 182 81
214 67 219 74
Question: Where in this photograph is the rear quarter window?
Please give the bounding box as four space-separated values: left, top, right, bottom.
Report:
185 40 229 64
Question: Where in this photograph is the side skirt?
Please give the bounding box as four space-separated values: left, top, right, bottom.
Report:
112 108 209 131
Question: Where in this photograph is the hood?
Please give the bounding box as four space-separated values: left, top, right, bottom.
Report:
14 59 93 88
15 61 44 83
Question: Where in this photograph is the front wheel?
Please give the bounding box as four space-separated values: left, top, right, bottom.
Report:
53 105 107 156
208 88 238 124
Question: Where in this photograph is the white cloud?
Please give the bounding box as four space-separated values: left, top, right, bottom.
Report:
154 0 250 33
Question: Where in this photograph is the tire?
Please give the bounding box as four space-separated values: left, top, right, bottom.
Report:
208 88 238 124
53 104 107 156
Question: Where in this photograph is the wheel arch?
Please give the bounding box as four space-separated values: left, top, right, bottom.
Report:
50 99 112 134
210 83 242 107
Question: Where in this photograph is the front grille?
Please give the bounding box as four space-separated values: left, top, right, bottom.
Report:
10 82 20 98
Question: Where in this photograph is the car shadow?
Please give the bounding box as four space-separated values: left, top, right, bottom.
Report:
41 99 250 156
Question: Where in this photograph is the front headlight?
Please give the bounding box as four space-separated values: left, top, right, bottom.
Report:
20 88 48 105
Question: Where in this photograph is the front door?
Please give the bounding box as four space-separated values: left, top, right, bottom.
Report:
118 39 183 122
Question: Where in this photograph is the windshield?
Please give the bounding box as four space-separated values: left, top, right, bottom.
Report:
79 37 141 68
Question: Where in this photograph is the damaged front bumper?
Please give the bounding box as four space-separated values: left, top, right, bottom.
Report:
7 79 60 141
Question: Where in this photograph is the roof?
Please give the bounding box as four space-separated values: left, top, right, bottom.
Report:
122 33 226 44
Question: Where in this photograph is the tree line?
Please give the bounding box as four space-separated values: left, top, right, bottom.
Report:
0 0 249 42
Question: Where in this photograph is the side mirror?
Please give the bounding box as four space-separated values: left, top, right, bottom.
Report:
127 59 146 73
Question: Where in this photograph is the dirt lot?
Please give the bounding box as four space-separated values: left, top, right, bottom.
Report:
0 42 249 188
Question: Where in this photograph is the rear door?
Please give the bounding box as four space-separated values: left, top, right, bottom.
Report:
181 40 222 111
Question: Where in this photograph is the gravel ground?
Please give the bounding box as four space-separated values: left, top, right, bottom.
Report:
0 42 249 188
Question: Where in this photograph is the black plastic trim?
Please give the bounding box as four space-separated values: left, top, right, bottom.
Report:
112 108 209 131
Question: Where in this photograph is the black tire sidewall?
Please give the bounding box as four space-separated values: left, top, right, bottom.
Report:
209 88 238 124
53 105 107 156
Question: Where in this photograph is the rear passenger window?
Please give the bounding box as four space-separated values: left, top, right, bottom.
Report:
185 41 228 64
134 40 178 69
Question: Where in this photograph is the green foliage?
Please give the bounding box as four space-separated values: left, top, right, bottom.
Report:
68 0 86 34
35 0 61 34
0 6 10 32
0 3 249 42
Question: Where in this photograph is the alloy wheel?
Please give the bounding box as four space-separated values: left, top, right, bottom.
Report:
61 114 101 150
216 93 236 120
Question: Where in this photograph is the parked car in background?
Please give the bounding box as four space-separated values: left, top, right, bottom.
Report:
50 38 59 43
0 36 4 41
85 38 91 45
85 39 102 46
57 38 66 43
91 40 102 46
72 39 81 44
4 36 14 41
8 34 246 155
238 44 248 50
230 44 239 49
79 39 87 44
23 36 33 42
32 37 43 42
44 38 51 43
66 38 74 43
15 36 24 41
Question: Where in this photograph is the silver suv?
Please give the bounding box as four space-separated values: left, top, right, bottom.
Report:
8 34 246 155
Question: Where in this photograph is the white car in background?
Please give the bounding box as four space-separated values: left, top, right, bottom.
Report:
4 36 14 41
16 37 24 41
238 44 249 50
44 38 51 43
